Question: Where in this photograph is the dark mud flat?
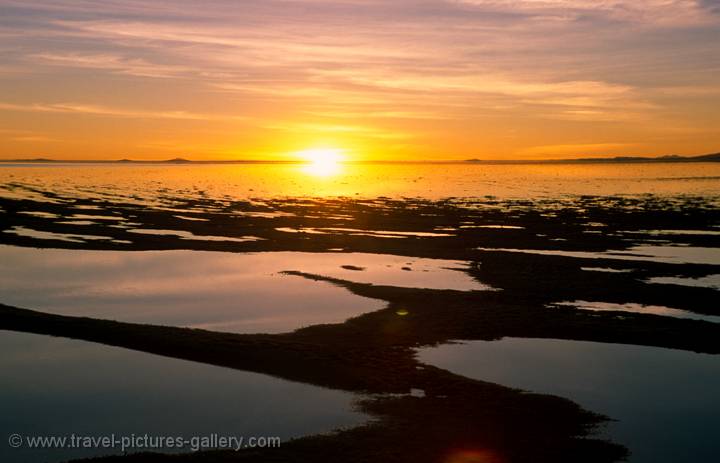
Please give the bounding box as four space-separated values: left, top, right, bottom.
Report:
1 186 719 462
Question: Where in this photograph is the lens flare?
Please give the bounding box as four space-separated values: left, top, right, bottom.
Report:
445 449 505 463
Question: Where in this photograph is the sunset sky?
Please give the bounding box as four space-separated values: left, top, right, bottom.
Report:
1 0 719 160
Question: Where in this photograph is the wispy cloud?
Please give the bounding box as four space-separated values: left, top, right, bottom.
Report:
29 53 192 78
0 0 718 158
452 0 718 26
521 142 640 157
0 102 248 121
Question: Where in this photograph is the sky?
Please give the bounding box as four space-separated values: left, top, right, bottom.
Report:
0 0 719 161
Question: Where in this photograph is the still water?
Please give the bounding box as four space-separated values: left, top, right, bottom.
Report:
417 338 720 463
1 162 718 462
0 330 367 463
1 162 719 202
0 245 487 333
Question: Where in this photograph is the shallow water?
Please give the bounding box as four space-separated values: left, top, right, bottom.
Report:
1 162 718 462
417 338 720 463
581 267 634 273
1 162 719 203
478 245 720 265
646 274 720 290
550 300 720 323
0 330 366 463
127 228 264 242
276 227 455 238
3 226 126 244
627 229 720 236
0 246 486 333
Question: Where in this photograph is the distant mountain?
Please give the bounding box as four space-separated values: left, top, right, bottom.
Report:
114 157 192 164
0 158 296 164
464 152 720 164
3 157 55 163
691 152 720 161
2 152 718 164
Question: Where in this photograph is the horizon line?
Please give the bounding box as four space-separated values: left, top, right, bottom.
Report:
0 151 718 165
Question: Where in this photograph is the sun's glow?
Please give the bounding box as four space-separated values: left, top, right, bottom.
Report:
296 148 345 176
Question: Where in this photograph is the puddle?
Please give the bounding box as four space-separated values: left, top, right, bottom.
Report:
478 245 720 265
0 247 491 333
0 246 386 334
285 252 491 291
275 227 453 238
417 338 720 463
3 226 116 243
234 211 296 218
18 211 60 218
318 228 454 237
0 330 366 463
70 214 126 221
581 267 633 273
173 215 210 222
276 227 329 235
459 225 524 229
618 246 720 265
55 220 98 225
646 274 720 290
127 228 264 243
319 215 355 221
550 300 720 323
625 229 720 236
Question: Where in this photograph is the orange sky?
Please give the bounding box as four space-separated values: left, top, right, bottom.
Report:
1 0 719 160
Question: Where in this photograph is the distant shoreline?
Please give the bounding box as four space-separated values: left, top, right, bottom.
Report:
0 152 718 165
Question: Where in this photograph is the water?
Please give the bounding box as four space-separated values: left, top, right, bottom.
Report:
126 228 263 242
417 338 720 463
1 162 718 462
0 245 487 333
3 226 124 244
646 274 720 290
1 162 719 202
478 245 720 265
550 300 720 323
0 330 367 463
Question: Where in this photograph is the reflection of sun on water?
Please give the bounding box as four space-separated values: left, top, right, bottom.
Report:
296 148 345 177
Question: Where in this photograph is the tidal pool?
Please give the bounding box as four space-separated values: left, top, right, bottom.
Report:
646 274 720 290
0 246 487 333
550 300 720 323
417 338 720 463
3 226 126 244
0 330 367 463
0 246 387 333
127 228 264 243
478 245 720 265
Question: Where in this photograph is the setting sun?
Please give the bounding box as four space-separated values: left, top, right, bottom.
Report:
296 148 345 176
1 2 719 462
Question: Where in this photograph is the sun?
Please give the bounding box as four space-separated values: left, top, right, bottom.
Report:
296 148 345 176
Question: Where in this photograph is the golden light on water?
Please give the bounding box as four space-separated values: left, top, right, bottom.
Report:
297 148 345 177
